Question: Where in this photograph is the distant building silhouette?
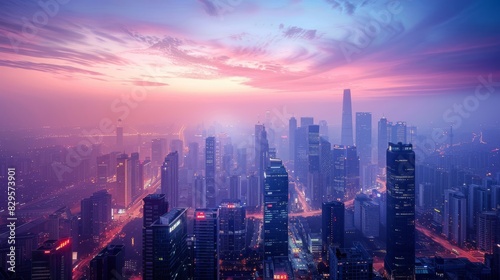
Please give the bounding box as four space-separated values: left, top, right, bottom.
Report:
341 89 354 146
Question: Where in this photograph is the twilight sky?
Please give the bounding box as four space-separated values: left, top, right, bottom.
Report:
0 0 499 131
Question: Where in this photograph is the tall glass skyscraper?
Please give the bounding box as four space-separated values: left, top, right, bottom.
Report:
341 89 354 146
218 200 247 279
194 208 219 280
263 158 289 259
205 137 216 208
322 201 345 256
385 142 415 279
161 151 179 208
143 208 188 280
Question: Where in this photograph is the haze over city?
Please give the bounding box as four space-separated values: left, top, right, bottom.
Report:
1 0 500 280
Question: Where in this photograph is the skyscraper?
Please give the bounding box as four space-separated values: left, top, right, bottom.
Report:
194 209 219 280
81 190 112 241
142 194 169 278
142 194 169 228
391 121 407 144
256 124 270 207
322 201 345 256
289 117 297 162
377 117 388 171
332 145 360 201
443 189 466 247
341 89 354 146
143 208 188 280
116 153 131 208
219 200 247 279
263 158 289 259
151 138 166 167
186 142 199 172
170 139 184 166
385 142 415 279
205 137 216 208
356 112 372 167
31 238 72 280
130 152 141 199
89 245 125 280
477 212 499 254
161 151 179 208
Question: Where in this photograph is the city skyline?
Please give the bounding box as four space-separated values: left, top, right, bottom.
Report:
1 1 500 129
1 1 500 279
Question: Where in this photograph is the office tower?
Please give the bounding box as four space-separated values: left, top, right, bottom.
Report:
143 208 188 280
295 126 309 182
48 214 59 240
205 137 216 208
391 121 407 144
193 175 206 209
289 117 297 161
0 233 37 279
353 194 370 231
194 209 219 280
89 245 125 280
491 185 500 211
322 201 345 256
385 142 415 279
187 142 199 171
356 112 372 164
116 153 132 208
229 175 240 199
142 194 168 279
161 151 179 208
263 159 289 259
81 190 112 241
171 139 184 166
443 190 467 246
329 242 373 280
320 138 333 202
116 124 123 148
477 212 499 254
308 125 321 208
332 145 360 201
377 117 388 171
31 239 72 280
219 200 247 279
247 174 259 208
142 194 169 228
300 117 314 127
236 147 247 175
319 120 329 141
130 152 141 199
256 124 270 207
151 138 166 167
468 185 491 237
341 89 354 146
361 201 380 238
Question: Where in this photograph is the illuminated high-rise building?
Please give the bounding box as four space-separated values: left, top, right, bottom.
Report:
81 190 112 241
385 142 415 279
332 145 360 201
143 208 188 280
171 139 184 166
161 151 179 208
116 153 132 208
263 158 289 259
219 200 247 279
322 201 345 257
205 137 216 208
31 238 72 280
194 209 219 280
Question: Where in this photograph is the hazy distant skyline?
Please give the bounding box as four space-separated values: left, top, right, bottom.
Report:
1 0 499 129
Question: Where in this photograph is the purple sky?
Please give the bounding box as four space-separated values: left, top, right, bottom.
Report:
0 0 499 130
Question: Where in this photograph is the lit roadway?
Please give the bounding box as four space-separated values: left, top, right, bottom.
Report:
72 179 160 280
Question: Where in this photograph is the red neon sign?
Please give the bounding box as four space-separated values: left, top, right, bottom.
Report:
55 239 70 251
